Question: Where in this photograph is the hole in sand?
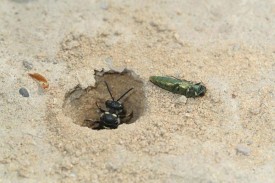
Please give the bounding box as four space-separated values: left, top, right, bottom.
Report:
63 69 146 130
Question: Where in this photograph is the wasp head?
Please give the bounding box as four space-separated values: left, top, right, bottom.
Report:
105 100 124 111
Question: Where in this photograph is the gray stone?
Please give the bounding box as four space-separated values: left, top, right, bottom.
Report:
22 60 33 70
175 96 187 104
100 2 109 10
236 144 251 156
19 87 29 97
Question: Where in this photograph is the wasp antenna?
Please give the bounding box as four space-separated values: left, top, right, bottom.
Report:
104 81 114 101
117 88 134 101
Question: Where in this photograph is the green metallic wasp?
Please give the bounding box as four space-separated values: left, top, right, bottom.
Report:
149 76 206 98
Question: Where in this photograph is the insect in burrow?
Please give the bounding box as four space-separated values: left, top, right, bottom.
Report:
85 81 134 130
150 76 206 98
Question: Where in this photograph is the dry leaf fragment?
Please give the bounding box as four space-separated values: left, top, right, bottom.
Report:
28 73 49 89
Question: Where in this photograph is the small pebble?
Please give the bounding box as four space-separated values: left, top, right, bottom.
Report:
236 144 251 156
175 96 187 104
19 87 29 97
100 2 109 10
11 0 33 3
104 57 113 66
52 60 58 64
249 108 260 115
22 60 33 70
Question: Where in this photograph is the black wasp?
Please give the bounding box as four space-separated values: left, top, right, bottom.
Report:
85 81 133 130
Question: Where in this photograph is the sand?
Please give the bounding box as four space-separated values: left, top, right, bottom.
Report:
0 0 274 182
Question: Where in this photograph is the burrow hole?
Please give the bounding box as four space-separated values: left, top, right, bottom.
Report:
63 70 146 129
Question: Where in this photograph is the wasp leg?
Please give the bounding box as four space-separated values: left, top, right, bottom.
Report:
95 102 106 113
92 123 103 130
84 119 101 129
119 111 133 124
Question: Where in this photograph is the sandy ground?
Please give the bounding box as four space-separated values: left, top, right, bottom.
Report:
0 0 274 182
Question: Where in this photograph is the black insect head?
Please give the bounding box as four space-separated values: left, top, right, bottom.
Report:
104 81 133 111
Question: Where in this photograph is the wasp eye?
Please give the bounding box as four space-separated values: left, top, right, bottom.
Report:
105 100 112 107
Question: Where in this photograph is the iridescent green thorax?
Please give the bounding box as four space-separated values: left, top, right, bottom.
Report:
149 76 206 98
